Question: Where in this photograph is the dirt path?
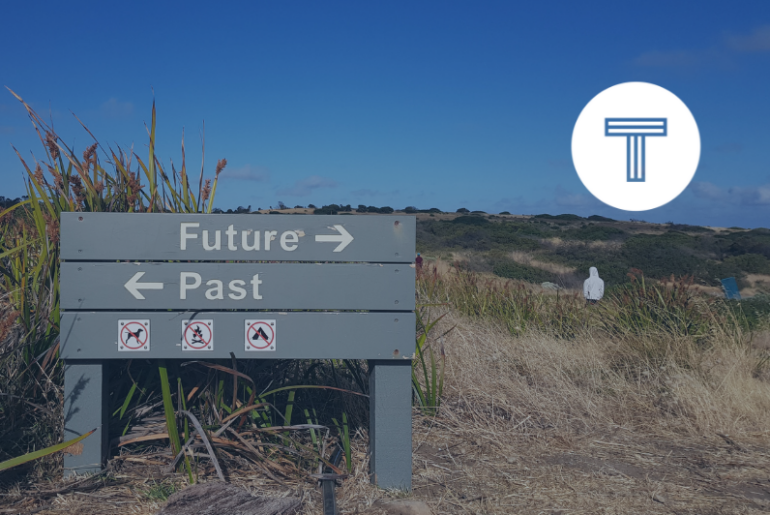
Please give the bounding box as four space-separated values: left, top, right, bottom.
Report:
400 422 770 514
4 426 769 514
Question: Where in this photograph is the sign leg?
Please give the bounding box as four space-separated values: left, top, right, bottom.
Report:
63 360 109 476
368 360 412 490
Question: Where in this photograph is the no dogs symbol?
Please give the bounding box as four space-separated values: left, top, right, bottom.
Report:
118 320 150 352
183 320 213 351
245 320 276 351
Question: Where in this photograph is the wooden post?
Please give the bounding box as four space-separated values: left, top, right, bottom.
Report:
369 360 412 490
63 360 109 476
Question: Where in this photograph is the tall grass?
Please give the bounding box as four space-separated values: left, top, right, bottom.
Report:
0 92 365 481
0 88 232 476
416 262 759 346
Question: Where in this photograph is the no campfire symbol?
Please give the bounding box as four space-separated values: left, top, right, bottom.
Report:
118 320 150 352
245 320 276 351
182 320 213 351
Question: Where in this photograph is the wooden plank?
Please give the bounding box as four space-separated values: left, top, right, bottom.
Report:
60 311 416 359
61 262 415 311
60 213 415 262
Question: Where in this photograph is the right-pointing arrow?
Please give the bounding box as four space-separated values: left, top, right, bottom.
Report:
315 225 354 252
124 272 164 300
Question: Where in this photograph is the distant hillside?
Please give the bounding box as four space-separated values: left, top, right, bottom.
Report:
243 204 769 294
412 212 770 293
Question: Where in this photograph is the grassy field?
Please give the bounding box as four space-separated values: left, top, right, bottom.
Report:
2 95 770 514
5 264 769 514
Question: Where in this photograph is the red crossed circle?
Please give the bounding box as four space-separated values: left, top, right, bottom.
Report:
120 321 148 350
184 322 212 349
246 321 274 350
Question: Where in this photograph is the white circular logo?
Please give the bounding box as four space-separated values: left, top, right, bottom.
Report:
571 82 700 211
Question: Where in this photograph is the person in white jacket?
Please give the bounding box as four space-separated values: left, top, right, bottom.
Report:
583 266 604 305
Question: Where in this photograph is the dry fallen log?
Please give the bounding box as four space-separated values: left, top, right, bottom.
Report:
156 482 301 515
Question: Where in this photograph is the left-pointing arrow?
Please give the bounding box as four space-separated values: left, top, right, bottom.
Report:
124 272 164 300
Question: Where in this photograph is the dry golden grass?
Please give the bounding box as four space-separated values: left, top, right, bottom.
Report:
508 250 577 276
389 314 770 514
744 274 770 296
4 312 770 514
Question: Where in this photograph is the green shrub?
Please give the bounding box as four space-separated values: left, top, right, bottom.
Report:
513 223 551 237
722 253 770 274
314 204 350 214
493 259 555 284
448 228 491 250
542 243 629 286
667 223 714 233
490 233 542 251
452 215 490 226
564 225 626 241
719 229 770 259
704 260 748 288
621 233 709 281
534 213 583 220
734 294 770 330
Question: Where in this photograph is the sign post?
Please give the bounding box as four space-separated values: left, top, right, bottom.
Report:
60 213 416 490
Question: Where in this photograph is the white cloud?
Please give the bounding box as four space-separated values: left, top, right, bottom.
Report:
350 188 401 198
547 158 573 169
221 164 270 182
351 188 381 197
100 98 134 119
277 175 338 197
725 24 770 52
633 49 711 68
713 142 743 153
691 181 770 206
633 24 770 69
552 185 602 209
690 181 726 201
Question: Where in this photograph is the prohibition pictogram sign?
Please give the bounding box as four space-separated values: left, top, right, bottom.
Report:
245 319 276 351
118 320 150 351
183 320 213 351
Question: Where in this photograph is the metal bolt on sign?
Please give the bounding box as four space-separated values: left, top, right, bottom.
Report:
60 213 415 490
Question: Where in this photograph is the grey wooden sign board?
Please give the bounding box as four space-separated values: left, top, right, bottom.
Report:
61 262 415 311
60 213 416 490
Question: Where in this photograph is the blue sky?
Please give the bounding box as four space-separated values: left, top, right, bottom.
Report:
1 1 768 227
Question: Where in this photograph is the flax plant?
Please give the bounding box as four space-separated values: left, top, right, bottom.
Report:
0 88 226 474
413 264 453 415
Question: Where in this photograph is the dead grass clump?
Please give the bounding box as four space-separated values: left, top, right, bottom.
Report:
433 312 770 438
396 310 770 513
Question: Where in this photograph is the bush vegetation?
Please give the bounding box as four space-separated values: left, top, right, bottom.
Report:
416 214 770 290
492 259 555 284
418 263 767 342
